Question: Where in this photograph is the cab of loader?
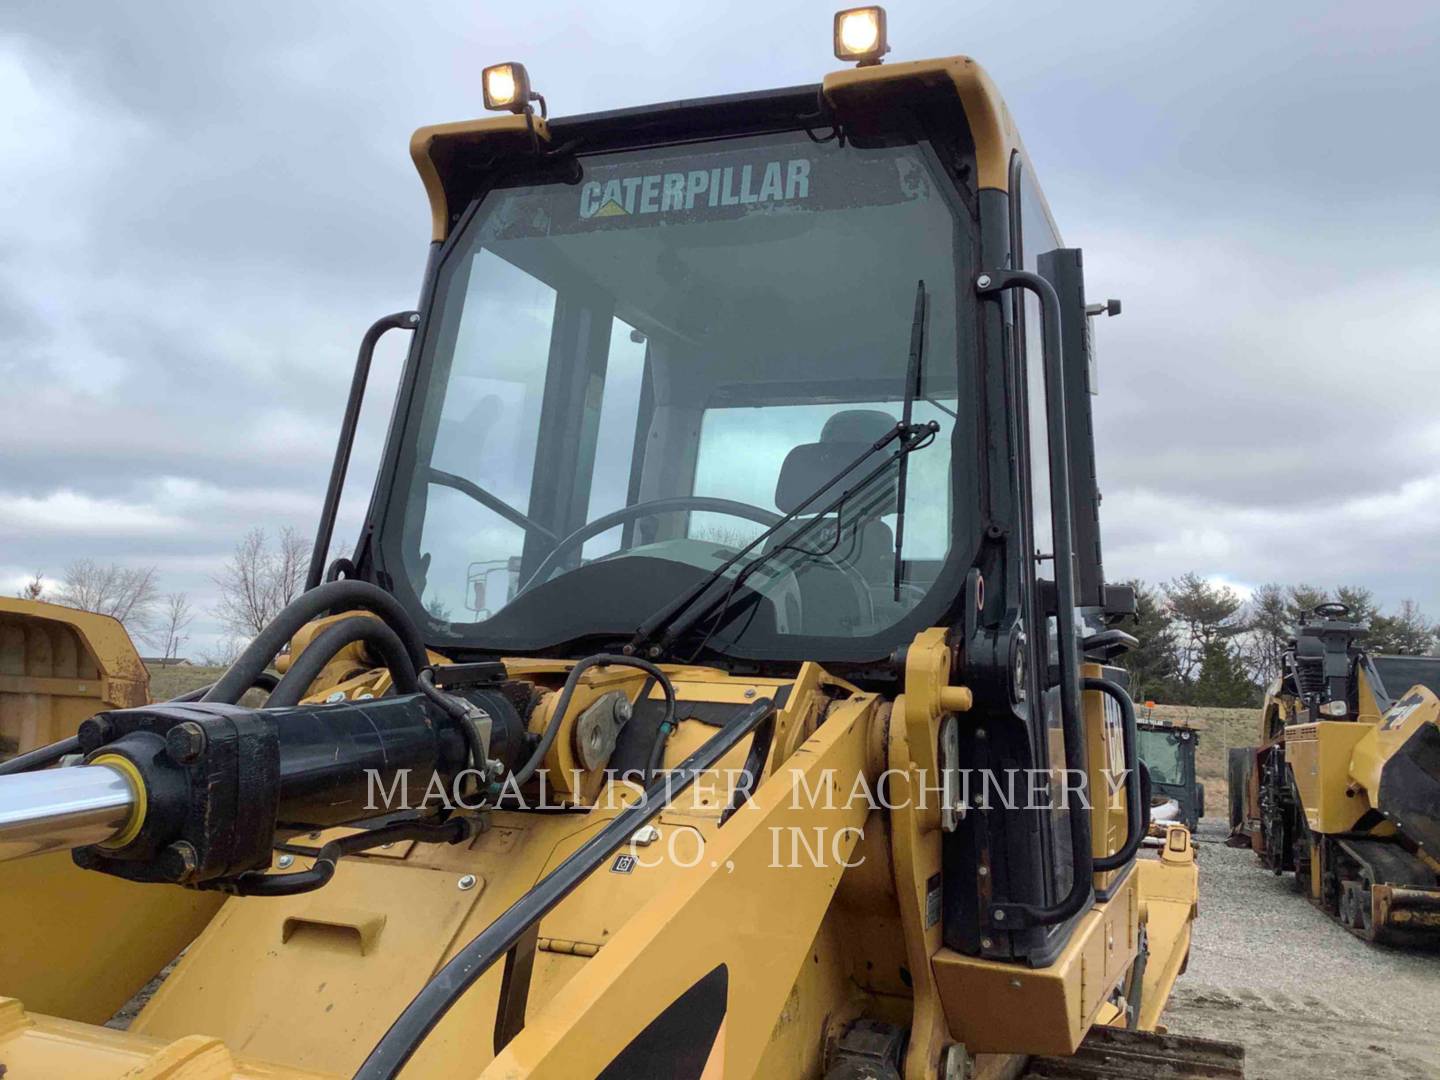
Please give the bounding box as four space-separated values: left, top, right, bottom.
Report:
351 74 1133 967
1136 719 1202 832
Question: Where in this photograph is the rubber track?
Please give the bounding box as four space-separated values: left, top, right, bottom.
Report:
1020 1025 1245 1079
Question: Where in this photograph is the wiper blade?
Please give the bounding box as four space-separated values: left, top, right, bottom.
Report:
893 279 927 600
626 420 939 660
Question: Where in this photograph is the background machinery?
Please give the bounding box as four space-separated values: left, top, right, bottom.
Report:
1229 603 1440 944
0 597 148 766
0 12 1241 1078
1136 715 1202 835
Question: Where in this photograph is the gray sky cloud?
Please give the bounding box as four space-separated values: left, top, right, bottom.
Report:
3 0 1439 651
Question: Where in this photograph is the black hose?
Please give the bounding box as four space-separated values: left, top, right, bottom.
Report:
169 671 280 703
0 736 80 776
266 617 419 708
201 580 426 705
644 717 676 787
211 816 471 897
511 654 675 788
355 697 774 1080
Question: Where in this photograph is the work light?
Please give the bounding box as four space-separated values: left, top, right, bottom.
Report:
483 62 532 114
833 7 889 66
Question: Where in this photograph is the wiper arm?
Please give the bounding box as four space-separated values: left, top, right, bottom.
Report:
894 279 927 600
626 420 939 660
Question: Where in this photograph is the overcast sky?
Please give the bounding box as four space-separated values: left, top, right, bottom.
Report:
3 1 1439 655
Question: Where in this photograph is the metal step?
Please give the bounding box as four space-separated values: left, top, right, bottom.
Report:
1021 1025 1245 1079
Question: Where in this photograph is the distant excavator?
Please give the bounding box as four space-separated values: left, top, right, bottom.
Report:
1230 603 1440 944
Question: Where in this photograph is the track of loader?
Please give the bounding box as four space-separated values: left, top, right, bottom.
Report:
1020 1025 1245 1079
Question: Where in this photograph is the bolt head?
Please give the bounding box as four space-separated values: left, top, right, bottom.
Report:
458 874 477 891
325 690 346 703
993 908 1006 921
744 688 757 699
977 273 992 288
166 721 207 764
277 853 295 869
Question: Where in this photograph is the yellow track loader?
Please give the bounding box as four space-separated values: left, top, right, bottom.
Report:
1230 603 1440 944
0 12 1242 1078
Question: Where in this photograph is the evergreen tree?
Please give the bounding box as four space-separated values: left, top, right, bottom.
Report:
1369 600 1438 655
1114 579 1182 703
1191 638 1261 707
1165 573 1246 682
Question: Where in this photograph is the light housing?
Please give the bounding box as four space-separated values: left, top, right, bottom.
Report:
483 62 532 114
833 6 889 66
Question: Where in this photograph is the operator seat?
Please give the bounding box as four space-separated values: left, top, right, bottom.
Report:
766 409 899 635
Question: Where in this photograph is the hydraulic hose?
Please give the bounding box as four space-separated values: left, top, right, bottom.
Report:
201 580 426 705
0 737 81 777
169 671 280 704
512 654 675 788
356 697 774 1080
266 616 419 708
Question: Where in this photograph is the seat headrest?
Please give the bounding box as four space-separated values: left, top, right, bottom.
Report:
774 409 899 515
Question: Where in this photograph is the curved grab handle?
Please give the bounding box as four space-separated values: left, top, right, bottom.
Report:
306 310 420 592
1088 677 1149 872
977 268 1093 931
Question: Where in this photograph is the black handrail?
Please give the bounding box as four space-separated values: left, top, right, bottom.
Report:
976 268 1093 930
1088 677 1148 872
354 697 776 1080
306 311 419 592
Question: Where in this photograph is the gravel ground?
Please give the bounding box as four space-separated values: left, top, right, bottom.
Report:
1161 818 1440 1080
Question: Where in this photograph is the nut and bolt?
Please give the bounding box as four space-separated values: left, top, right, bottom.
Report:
166 721 208 764
976 274 992 288
325 690 347 704
458 874 477 891
744 688 757 699
993 909 1006 921
277 854 295 869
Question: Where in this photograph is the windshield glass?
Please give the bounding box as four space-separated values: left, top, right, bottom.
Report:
1137 729 1188 786
382 129 975 660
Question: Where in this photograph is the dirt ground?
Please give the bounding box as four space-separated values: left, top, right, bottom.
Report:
1161 819 1440 1080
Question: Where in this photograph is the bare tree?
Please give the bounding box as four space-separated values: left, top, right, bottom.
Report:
212 527 310 639
55 560 161 635
15 571 46 600
149 592 195 662
196 637 245 667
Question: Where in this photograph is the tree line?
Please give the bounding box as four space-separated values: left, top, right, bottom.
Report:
1115 573 1440 708
15 527 310 665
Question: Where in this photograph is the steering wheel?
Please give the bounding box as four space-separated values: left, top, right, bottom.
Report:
1313 602 1352 619
520 497 875 614
522 497 782 590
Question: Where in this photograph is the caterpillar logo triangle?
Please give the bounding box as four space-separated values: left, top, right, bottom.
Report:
594 198 629 217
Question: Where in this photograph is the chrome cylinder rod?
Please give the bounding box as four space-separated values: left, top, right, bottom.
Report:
0 763 136 862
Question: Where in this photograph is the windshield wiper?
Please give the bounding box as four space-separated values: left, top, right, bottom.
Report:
893 279 927 601
626 420 939 660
